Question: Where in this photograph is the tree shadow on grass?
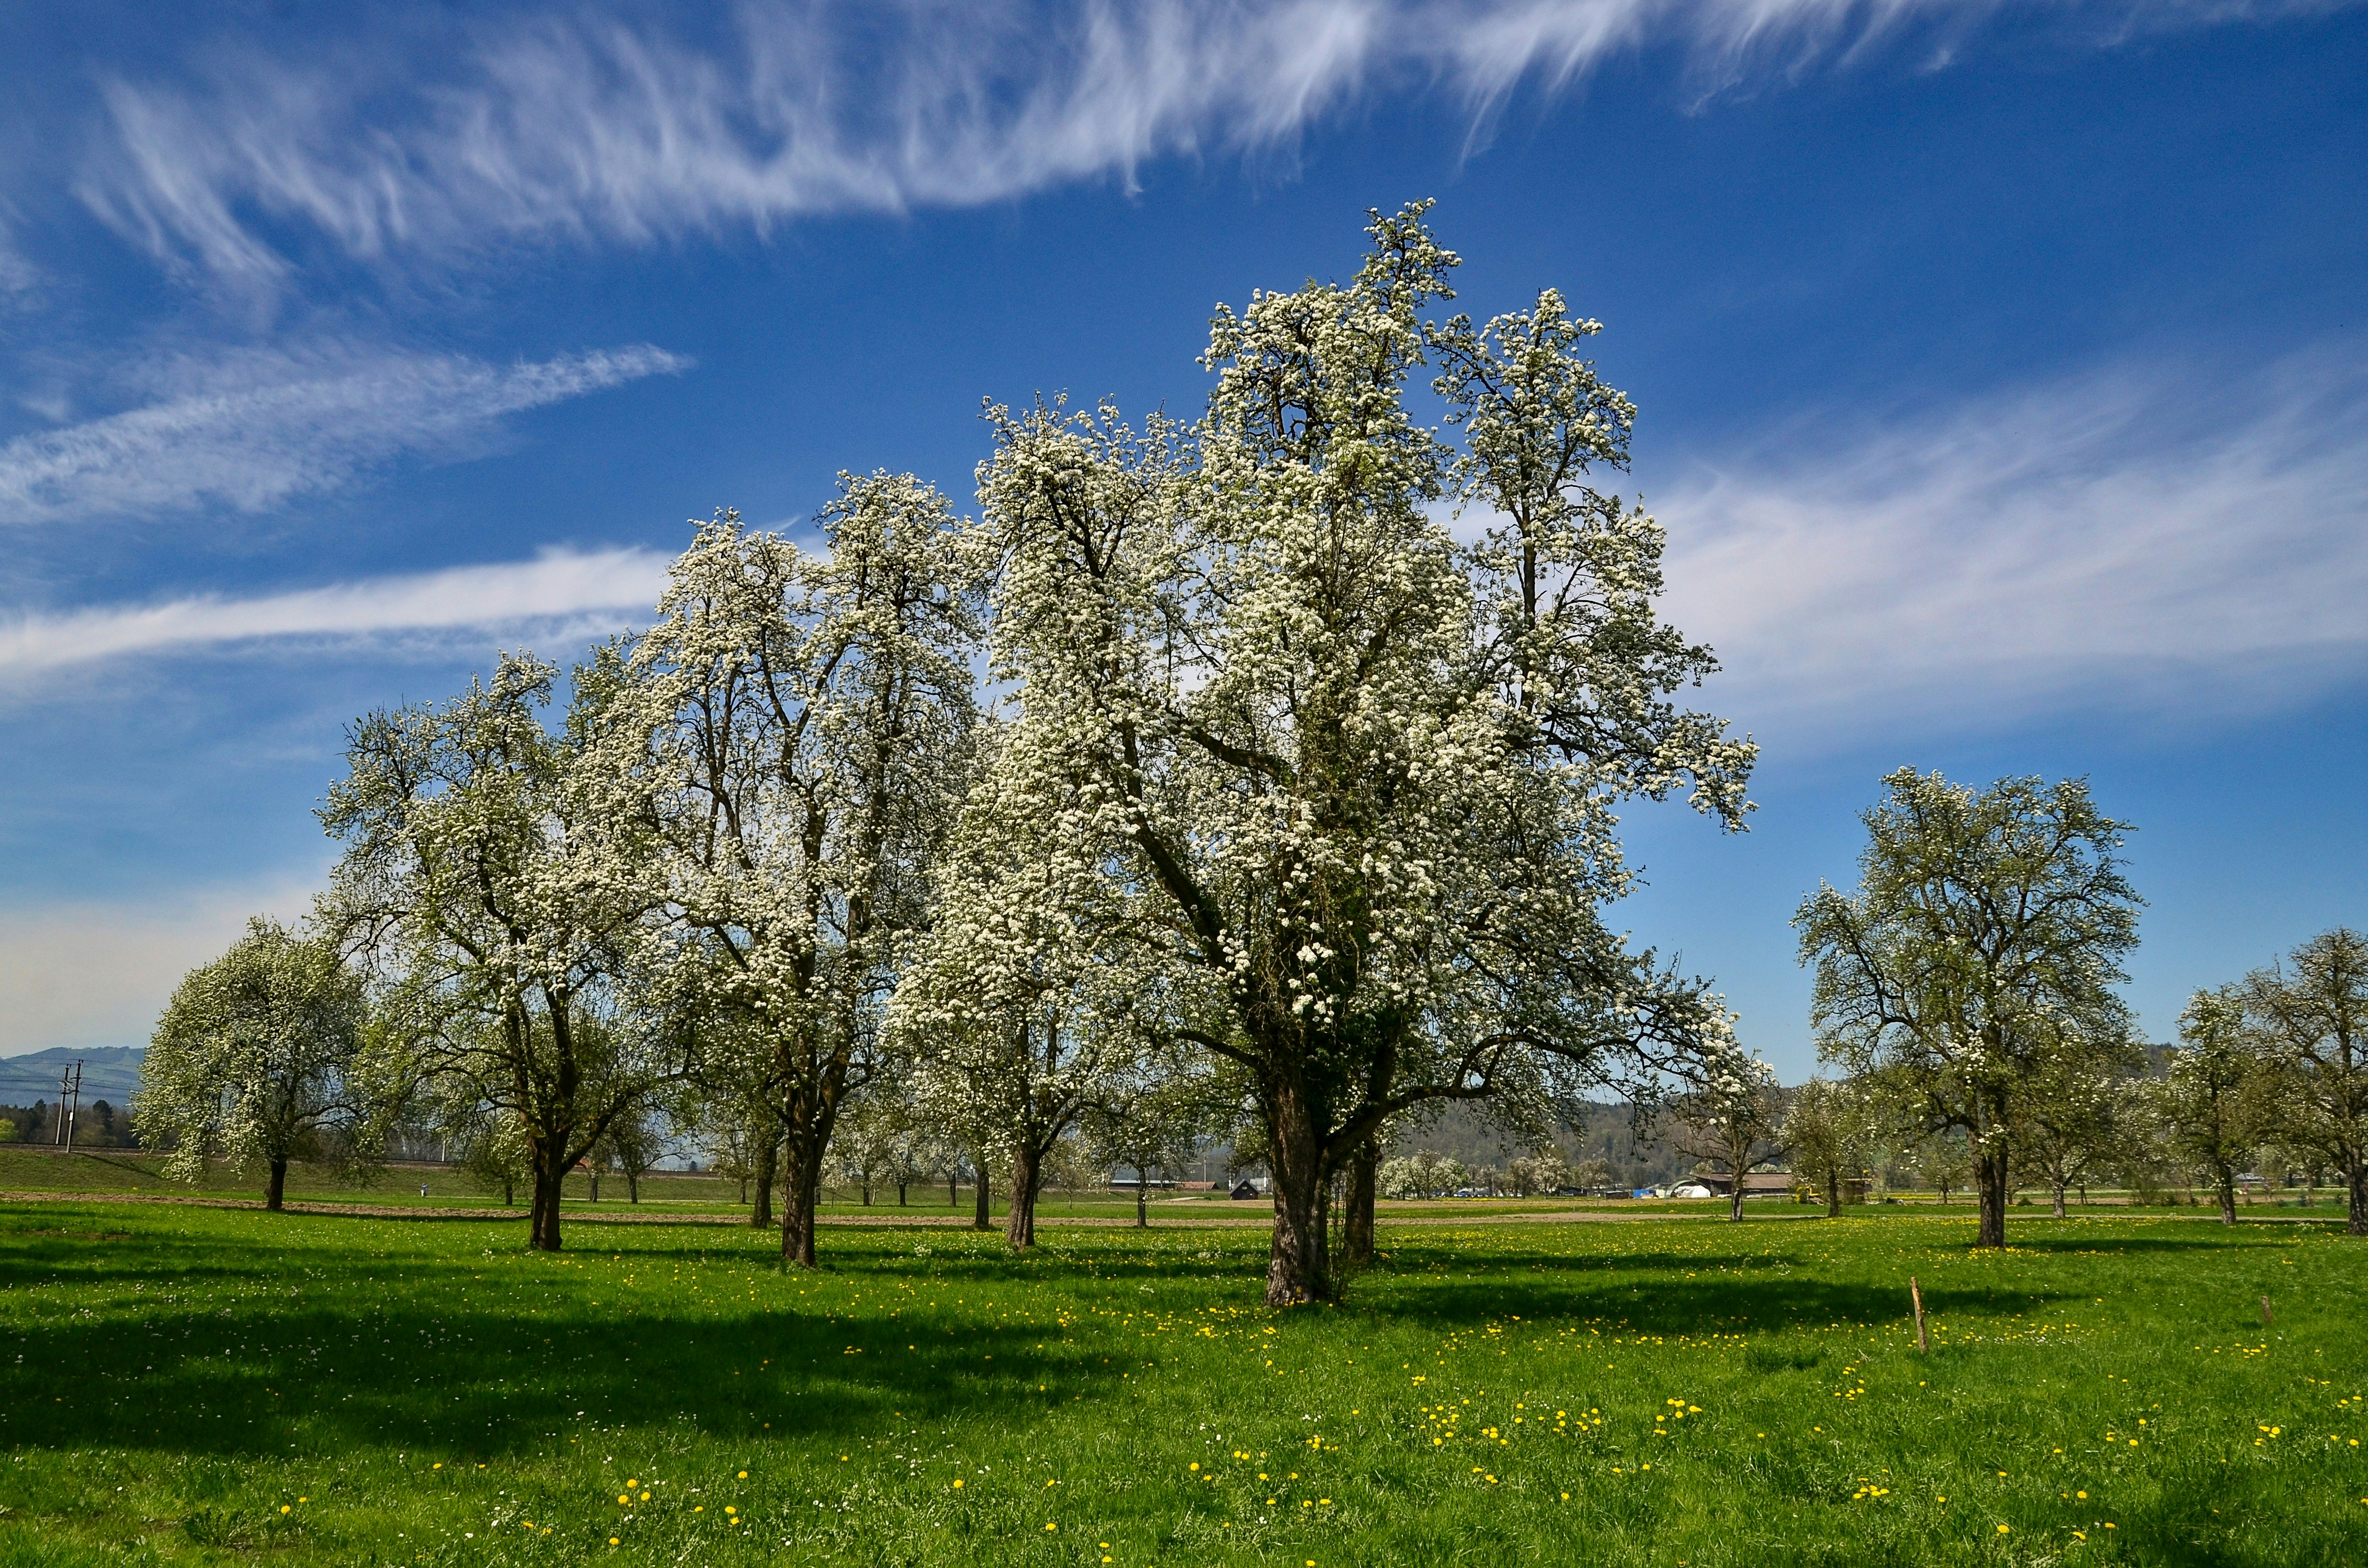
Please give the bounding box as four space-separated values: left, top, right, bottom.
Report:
0 1289 1106 1466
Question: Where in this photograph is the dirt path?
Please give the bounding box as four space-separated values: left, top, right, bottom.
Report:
3 1190 2331 1229
0 1189 1720 1228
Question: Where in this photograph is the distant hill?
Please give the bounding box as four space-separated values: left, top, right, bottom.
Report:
0 1046 145 1107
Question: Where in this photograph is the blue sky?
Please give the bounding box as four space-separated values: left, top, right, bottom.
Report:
0 0 2361 1077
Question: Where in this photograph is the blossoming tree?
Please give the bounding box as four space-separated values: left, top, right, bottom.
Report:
135 916 376 1210
586 480 982 1266
321 655 682 1250
968 203 1754 1304
893 742 1155 1249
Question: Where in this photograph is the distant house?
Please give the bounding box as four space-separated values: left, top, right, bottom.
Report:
1686 1172 1797 1198
1229 1179 1265 1199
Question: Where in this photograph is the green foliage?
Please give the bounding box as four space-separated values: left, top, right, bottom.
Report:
1796 769 2144 1245
3 1203 2365 1566
2245 929 2368 1235
131 916 374 1195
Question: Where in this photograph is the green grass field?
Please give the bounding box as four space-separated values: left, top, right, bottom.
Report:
3 1199 2364 1567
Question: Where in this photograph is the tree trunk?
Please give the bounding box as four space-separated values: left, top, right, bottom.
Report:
972 1157 992 1231
502 1177 514 1207
1136 1174 1149 1230
1264 1086 1332 1306
628 1170 639 1203
751 1136 777 1229
2050 1177 2067 1219
529 1152 566 1252
782 1137 825 1269
1823 1168 1840 1217
948 1172 958 1208
589 1168 601 1202
264 1158 288 1212
1341 1137 1377 1263
1728 1182 1745 1222
1974 1145 2009 1248
860 1180 872 1206
2348 1153 2367 1237
1005 1143 1041 1249
897 1181 908 1206
2218 1174 2238 1225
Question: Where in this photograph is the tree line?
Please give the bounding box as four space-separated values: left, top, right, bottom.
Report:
124 205 2364 1302
132 202 1762 1304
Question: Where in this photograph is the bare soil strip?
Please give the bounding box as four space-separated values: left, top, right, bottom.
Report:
0 1190 1722 1227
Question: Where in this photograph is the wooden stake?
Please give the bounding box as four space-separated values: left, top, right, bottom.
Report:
1911 1276 1929 1354
2261 1295 2274 1327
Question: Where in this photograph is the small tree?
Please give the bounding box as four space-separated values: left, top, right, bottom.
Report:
2153 986 2270 1224
1505 1148 1572 1197
452 1108 532 1206
1782 1077 1868 1217
2016 1050 2130 1218
895 732 1150 1250
1796 770 2144 1247
596 1101 665 1203
2246 929 2368 1235
1913 1130 1972 1206
135 916 377 1210
1086 1054 1229 1228
830 1096 906 1206
1668 1046 1780 1221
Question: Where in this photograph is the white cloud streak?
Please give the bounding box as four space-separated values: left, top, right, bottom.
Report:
72 0 2345 283
1655 344 2368 745
0 343 688 525
0 546 673 677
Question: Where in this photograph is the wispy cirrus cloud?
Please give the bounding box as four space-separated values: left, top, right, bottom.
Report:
0 343 688 525
1655 343 2368 744
0 545 674 677
70 0 2351 284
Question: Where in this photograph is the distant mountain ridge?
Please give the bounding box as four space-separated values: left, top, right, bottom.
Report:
0 1046 145 1105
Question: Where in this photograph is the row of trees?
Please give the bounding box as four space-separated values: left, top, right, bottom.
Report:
133 204 1759 1303
1787 768 2366 1242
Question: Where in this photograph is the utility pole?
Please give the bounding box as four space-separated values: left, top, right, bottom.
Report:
56 1061 82 1153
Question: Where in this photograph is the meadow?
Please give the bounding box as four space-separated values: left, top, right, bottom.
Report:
2 1200 2363 1567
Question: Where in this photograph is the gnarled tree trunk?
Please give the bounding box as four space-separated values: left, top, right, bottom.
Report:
1005 1143 1043 1249
750 1134 777 1229
529 1147 567 1252
2348 1153 2367 1237
2051 1177 2067 1219
1265 1083 1332 1305
264 1158 289 1212
782 1132 827 1268
1974 1145 2009 1249
1823 1168 1840 1217
972 1156 992 1230
1341 1137 1377 1263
